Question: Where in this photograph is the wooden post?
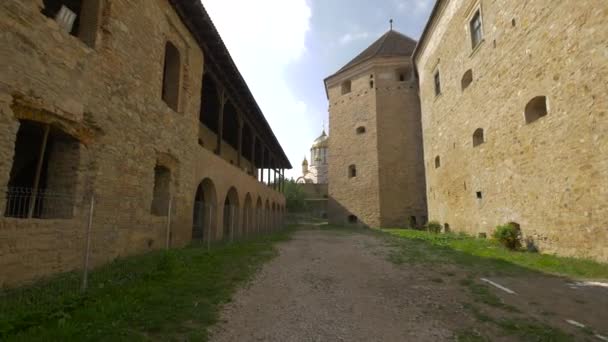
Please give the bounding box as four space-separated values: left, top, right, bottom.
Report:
216 88 226 155
237 117 243 167
251 136 256 177
28 124 50 218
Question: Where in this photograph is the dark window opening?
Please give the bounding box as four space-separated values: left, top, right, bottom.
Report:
396 68 410 82
151 165 171 216
162 41 181 111
473 128 484 147
42 0 101 47
222 101 239 149
434 156 441 169
434 71 441 96
5 120 79 219
200 72 220 134
470 10 483 48
461 69 473 90
369 80 374 89
192 185 206 241
356 126 366 134
512 18 517 27
444 223 451 232
525 96 548 124
476 191 483 199
348 215 358 224
341 80 352 95
348 164 357 178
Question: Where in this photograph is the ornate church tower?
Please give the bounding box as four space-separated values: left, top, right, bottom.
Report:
297 129 329 184
324 29 427 227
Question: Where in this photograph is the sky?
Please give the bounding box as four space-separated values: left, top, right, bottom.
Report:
201 0 435 179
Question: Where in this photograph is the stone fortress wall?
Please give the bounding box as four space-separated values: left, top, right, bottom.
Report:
414 0 608 261
0 0 288 286
326 53 428 228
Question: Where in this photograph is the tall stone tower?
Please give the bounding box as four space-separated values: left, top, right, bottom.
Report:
324 29 427 228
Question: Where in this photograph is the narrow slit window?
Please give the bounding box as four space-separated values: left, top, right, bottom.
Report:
435 156 441 169
461 69 473 90
162 41 181 111
473 128 484 147
434 71 441 96
348 164 357 178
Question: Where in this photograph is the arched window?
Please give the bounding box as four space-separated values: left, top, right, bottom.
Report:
461 69 473 90
162 41 181 111
341 80 352 95
356 126 366 134
472 128 484 147
151 165 171 216
525 96 548 124
348 215 358 224
434 156 441 169
348 164 357 178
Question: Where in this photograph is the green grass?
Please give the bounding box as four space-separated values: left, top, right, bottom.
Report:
382 229 608 279
0 229 294 341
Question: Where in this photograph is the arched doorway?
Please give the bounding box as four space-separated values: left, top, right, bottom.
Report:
271 202 276 231
243 193 253 237
264 200 270 233
255 197 263 235
192 178 217 242
223 187 240 240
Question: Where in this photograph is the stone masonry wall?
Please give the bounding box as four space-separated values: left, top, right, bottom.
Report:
0 0 286 286
327 56 428 228
327 62 381 227
374 58 428 227
415 0 608 261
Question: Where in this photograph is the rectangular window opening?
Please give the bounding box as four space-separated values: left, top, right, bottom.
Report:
42 0 102 47
5 120 79 219
470 10 483 49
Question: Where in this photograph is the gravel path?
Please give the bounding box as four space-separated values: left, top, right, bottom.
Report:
210 229 467 342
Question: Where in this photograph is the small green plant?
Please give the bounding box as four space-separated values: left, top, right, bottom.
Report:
426 221 442 234
493 223 521 250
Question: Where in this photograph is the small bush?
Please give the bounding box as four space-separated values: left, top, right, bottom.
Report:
426 221 442 234
493 223 521 250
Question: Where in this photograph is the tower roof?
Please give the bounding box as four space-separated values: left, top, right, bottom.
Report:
329 30 418 78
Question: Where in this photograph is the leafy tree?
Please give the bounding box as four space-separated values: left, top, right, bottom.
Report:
284 179 308 213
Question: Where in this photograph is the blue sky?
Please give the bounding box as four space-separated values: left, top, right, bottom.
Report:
201 0 435 178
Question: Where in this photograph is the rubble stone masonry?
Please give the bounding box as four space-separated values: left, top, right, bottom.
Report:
0 0 287 286
414 0 608 261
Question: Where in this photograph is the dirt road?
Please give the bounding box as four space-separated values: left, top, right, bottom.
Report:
210 228 607 341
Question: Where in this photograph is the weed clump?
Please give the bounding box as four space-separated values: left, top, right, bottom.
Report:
425 221 442 234
493 223 521 250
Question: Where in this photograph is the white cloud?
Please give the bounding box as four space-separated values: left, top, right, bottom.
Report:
201 0 317 178
395 0 433 13
339 32 371 45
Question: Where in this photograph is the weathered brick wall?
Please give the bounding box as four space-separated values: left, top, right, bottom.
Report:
0 0 286 286
415 0 608 261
